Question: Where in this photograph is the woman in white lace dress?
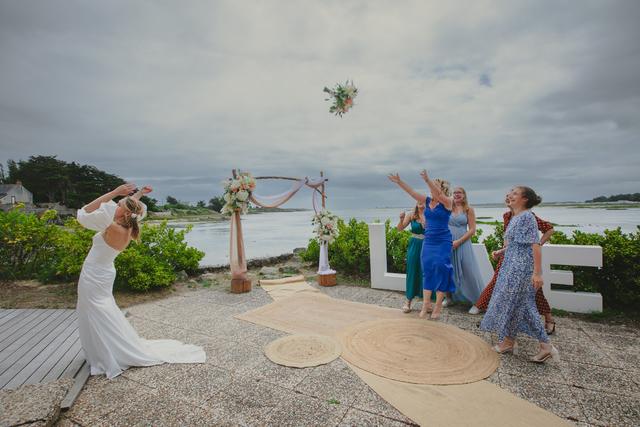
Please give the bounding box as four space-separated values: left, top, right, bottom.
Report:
76 183 205 379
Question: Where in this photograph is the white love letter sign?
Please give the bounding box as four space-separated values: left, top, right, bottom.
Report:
367 223 603 313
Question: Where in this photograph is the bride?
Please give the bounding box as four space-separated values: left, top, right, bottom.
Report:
76 183 205 379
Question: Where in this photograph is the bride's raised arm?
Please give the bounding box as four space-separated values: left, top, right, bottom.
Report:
83 183 136 213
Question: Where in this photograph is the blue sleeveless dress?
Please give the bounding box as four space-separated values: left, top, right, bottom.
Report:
449 211 486 303
421 197 456 293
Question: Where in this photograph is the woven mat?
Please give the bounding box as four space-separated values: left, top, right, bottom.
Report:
349 363 570 427
237 292 569 426
258 275 322 301
338 318 499 385
235 293 405 336
264 334 341 368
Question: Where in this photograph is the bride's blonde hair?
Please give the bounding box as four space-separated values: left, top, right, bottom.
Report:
121 197 143 240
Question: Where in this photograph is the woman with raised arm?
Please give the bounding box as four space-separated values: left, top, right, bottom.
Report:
388 170 455 320
76 184 205 379
449 187 485 304
396 203 426 313
479 186 559 363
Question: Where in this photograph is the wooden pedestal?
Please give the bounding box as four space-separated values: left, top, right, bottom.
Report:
230 278 252 293
318 273 337 287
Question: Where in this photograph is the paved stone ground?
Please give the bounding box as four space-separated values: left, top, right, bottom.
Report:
57 283 640 427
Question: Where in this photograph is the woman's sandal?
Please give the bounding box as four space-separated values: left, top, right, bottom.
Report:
531 345 560 363
493 342 519 355
430 306 442 320
419 303 433 318
402 300 412 313
545 321 556 335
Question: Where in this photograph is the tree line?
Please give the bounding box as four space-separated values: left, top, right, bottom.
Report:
587 193 640 203
0 155 224 212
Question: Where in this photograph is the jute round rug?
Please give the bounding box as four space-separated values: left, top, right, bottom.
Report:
264 334 342 368
337 318 499 385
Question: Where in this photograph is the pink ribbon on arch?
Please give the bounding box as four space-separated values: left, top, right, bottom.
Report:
230 176 328 280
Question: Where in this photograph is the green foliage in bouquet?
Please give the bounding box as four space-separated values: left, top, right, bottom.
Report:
323 81 358 117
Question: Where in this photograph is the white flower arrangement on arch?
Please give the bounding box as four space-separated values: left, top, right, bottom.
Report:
312 210 339 244
221 172 256 215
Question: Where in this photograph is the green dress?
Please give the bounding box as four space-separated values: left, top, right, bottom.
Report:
406 220 425 300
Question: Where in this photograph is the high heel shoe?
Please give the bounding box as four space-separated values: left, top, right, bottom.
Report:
401 300 412 313
493 342 519 355
419 303 432 318
545 321 556 335
531 345 560 363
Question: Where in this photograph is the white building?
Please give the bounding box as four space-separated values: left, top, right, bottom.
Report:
0 181 34 205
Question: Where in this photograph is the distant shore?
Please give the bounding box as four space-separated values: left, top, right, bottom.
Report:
147 206 310 223
377 201 640 210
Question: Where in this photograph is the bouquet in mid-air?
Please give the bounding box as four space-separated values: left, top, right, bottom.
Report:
323 80 358 117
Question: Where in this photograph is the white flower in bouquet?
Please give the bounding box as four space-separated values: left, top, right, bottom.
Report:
230 180 241 191
236 190 249 202
320 216 330 226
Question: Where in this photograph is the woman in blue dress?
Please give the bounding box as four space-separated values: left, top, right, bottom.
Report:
388 169 455 320
449 187 486 304
395 203 426 313
480 186 560 363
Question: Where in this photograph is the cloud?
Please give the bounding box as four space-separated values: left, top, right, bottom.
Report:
0 0 639 207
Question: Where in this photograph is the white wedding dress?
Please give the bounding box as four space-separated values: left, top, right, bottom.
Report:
76 201 206 379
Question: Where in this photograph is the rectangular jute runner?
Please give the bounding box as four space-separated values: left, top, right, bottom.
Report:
235 292 570 426
257 275 324 301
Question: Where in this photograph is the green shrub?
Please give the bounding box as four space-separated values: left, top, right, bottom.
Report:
0 207 204 292
385 221 410 273
114 247 176 292
135 222 203 275
560 227 639 312
301 218 371 276
482 223 504 268
40 217 95 282
0 205 60 280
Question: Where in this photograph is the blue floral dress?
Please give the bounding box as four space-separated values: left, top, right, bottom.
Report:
480 211 549 343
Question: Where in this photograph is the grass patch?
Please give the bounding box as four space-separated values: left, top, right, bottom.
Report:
336 273 371 288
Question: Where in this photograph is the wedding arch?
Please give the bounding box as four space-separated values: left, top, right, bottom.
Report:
224 169 337 293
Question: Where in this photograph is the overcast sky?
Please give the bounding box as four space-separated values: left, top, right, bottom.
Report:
1 1 639 208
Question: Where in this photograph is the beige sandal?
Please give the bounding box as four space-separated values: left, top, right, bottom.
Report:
531 345 560 363
419 303 433 318
402 300 412 313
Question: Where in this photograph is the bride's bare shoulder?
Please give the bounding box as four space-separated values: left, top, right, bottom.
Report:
103 223 131 250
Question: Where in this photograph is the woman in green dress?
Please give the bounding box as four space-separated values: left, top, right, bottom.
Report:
396 203 426 313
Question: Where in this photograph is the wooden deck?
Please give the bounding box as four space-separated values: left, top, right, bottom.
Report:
0 309 90 408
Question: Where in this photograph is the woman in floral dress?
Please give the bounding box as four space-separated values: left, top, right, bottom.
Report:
480 186 559 363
